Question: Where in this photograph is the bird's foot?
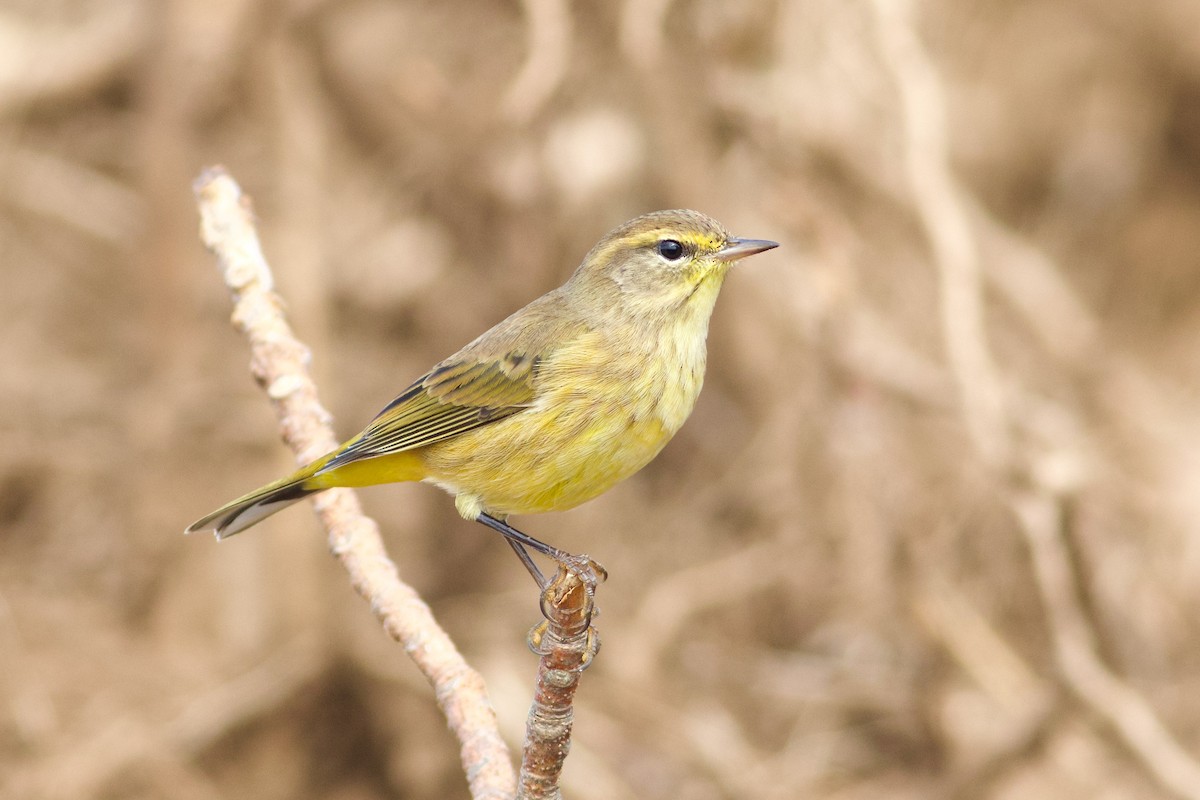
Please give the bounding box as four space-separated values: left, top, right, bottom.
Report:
527 554 604 669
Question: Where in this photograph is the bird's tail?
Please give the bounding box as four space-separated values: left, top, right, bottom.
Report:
186 461 325 540
187 447 427 539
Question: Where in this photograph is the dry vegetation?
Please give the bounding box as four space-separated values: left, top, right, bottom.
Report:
3 0 1200 798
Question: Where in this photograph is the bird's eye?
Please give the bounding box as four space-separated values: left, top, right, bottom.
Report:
657 239 685 260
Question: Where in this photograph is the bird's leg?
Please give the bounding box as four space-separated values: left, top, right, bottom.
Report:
478 512 570 561
477 513 605 666
505 538 548 589
476 513 607 590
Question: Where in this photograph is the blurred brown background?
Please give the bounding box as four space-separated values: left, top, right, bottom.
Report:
4 0 1200 798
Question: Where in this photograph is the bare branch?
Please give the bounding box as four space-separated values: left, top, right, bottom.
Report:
192 166 516 800
518 559 603 800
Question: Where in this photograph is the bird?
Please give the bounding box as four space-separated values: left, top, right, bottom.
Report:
187 209 777 584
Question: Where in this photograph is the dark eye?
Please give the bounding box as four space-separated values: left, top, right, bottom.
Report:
657 239 685 260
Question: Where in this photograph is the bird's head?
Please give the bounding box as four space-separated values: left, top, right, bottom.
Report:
569 209 777 319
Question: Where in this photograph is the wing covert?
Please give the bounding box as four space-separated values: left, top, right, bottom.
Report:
317 352 540 472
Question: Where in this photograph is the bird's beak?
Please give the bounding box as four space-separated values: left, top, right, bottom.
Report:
716 237 779 262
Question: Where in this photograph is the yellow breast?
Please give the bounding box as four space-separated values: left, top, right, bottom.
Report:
420 321 708 518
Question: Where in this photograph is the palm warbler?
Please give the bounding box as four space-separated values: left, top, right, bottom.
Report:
187 209 777 580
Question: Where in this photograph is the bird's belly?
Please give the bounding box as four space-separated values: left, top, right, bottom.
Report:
420 383 691 517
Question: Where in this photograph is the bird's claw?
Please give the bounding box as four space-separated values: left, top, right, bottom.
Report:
527 620 602 668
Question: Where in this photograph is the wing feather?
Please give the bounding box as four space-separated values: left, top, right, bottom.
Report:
317 285 590 476
316 353 539 474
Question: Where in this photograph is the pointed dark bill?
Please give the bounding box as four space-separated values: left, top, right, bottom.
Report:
716 237 779 262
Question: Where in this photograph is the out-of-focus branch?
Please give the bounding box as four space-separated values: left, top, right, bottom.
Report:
618 0 675 69
868 5 1200 799
502 0 570 124
192 167 516 800
0 2 144 116
518 559 602 800
970 197 1100 364
869 0 1007 467
1013 490 1200 800
0 146 144 244
8 637 323 800
617 539 786 684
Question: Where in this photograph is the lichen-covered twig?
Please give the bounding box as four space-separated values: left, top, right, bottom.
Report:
192 166 516 800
